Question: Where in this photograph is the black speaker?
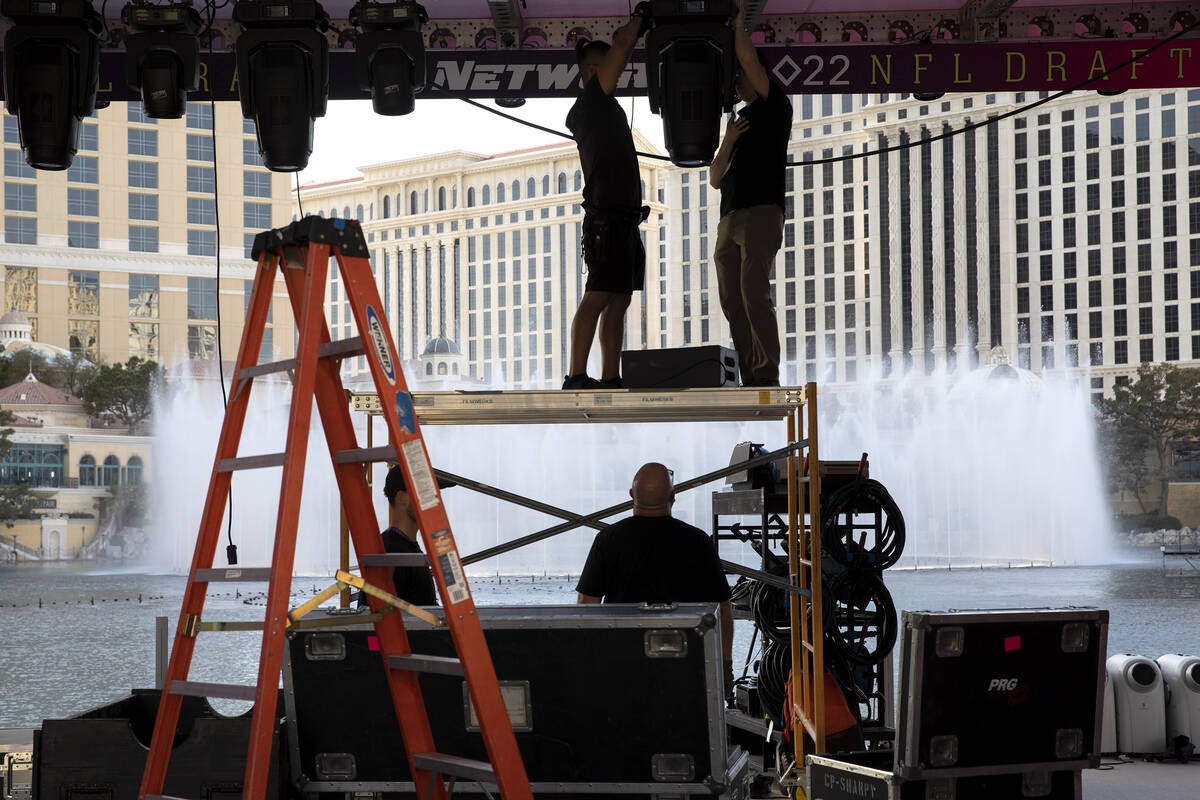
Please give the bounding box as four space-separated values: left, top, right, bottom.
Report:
621 345 738 389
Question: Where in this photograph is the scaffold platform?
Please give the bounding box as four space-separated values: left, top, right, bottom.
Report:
348 385 807 425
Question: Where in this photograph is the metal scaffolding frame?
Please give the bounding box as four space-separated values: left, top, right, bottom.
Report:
345 383 826 762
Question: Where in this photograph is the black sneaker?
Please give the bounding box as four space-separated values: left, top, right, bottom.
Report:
597 376 624 389
562 373 600 390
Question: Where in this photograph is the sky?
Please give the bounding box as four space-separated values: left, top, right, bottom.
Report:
297 96 666 186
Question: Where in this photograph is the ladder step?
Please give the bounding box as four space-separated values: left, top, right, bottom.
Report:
168 680 257 702
412 753 495 783
236 338 365 380
389 654 464 676
194 568 273 583
217 452 287 472
361 553 428 567
334 445 396 464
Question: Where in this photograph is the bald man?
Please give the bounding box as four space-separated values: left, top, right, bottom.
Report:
576 463 734 685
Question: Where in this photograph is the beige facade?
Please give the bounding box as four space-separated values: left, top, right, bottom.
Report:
1 102 297 368
299 135 667 387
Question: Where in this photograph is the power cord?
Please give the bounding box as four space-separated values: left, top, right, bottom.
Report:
202 0 236 565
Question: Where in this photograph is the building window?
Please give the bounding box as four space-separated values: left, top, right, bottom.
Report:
186 102 213 130
129 274 159 317
187 229 216 256
68 319 98 358
99 455 120 486
5 266 35 311
243 139 264 166
128 193 158 221
188 324 218 359
128 128 158 157
128 225 158 252
3 148 35 179
186 165 214 193
186 133 214 162
188 277 217 320
129 321 159 360
4 216 35 244
67 155 99 184
126 456 144 486
243 171 270 198
4 183 36 212
127 104 157 124
67 187 99 217
244 201 271 229
129 161 158 189
67 221 99 248
68 271 99 314
187 196 216 225
78 455 96 487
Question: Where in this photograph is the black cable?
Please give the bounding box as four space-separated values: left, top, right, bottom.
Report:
295 172 306 217
202 0 236 560
428 16 1198 170
821 478 906 569
823 567 898 667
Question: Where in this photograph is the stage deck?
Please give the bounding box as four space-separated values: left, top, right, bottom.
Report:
349 385 807 425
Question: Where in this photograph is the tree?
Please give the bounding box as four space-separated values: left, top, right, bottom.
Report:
48 351 100 397
1097 364 1200 517
80 357 161 433
0 483 36 526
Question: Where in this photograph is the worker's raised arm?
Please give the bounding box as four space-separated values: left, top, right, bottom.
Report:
732 6 769 99
596 5 651 95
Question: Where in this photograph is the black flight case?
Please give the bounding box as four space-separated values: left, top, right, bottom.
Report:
805 607 1109 800
282 603 749 799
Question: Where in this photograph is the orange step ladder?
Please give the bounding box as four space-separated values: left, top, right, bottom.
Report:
138 216 534 800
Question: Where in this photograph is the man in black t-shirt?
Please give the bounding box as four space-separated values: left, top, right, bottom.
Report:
561 5 651 390
357 465 450 608
709 6 793 387
576 462 734 685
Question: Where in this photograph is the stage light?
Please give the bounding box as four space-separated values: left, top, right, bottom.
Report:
122 2 203 119
233 0 330 172
349 1 428 116
644 0 736 167
1 0 103 171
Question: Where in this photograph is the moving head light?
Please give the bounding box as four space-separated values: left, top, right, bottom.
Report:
234 0 330 172
644 0 736 168
122 1 204 119
350 1 428 116
1 0 103 171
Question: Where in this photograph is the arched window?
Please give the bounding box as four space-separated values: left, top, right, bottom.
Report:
423 189 429 211
482 185 491 205
437 362 448 375
410 191 418 215
573 170 582 190
342 206 351 219
557 172 567 193
467 187 476 207
425 362 433 375
528 177 536 198
452 185 458 208
356 204 364 221
78 455 96 487
382 195 390 218
101 455 120 486
126 456 143 487
511 180 521 200
497 182 505 203
542 175 550 195
330 208 339 218
317 209 325 217
438 186 446 210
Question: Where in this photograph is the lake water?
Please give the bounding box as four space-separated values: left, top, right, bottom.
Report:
1 551 1197 728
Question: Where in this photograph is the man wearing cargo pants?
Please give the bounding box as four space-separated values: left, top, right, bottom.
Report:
709 7 792 387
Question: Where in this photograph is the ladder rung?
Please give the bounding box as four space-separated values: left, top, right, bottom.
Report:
168 680 257 702
412 753 495 783
194 567 273 582
390 654 464 676
146 795 191 800
801 640 816 654
235 338 365 381
218 452 286 472
335 445 397 464
361 552 428 568
797 558 813 567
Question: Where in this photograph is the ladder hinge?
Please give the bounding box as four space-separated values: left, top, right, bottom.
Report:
181 613 201 638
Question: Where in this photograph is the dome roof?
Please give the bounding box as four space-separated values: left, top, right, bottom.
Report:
0 310 30 326
422 336 461 356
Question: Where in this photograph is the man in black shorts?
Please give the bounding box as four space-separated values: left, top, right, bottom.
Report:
562 5 651 390
357 465 452 608
576 462 734 687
